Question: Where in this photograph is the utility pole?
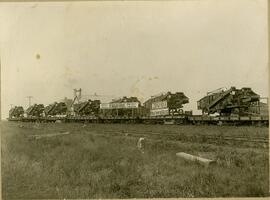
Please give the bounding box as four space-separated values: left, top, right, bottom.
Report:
26 96 33 107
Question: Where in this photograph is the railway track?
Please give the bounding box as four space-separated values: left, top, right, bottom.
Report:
18 122 268 145
96 130 269 145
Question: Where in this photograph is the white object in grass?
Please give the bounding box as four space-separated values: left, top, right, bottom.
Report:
137 137 145 152
176 152 215 166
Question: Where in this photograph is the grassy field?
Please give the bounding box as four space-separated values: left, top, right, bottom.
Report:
1 122 269 199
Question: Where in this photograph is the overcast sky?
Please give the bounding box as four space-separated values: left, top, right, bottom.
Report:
0 0 268 118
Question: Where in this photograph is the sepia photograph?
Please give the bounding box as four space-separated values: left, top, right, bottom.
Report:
0 0 269 199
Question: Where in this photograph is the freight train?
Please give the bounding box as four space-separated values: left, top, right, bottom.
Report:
8 87 269 125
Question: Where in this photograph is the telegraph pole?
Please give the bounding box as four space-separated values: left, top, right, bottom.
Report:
26 96 33 107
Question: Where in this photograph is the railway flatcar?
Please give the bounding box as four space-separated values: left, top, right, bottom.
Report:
144 91 189 117
73 99 100 116
9 106 24 118
25 104 44 117
100 96 144 118
44 102 67 117
197 87 261 116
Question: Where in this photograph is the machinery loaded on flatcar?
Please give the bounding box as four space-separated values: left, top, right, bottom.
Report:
73 100 101 117
7 87 269 125
197 87 261 116
9 106 24 119
44 102 68 117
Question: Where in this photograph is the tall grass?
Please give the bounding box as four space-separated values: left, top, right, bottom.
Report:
1 122 269 199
